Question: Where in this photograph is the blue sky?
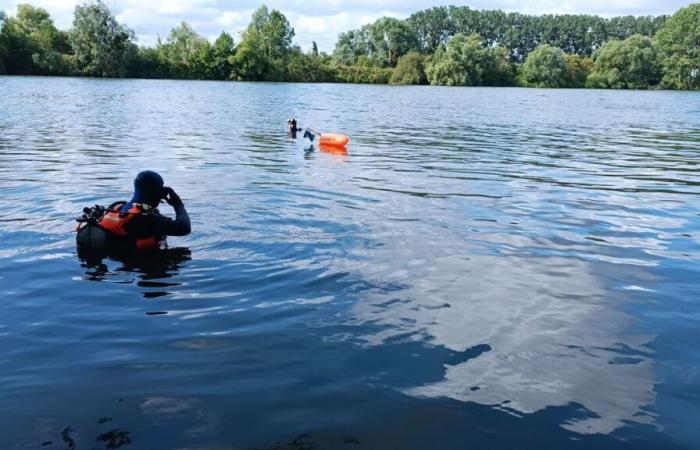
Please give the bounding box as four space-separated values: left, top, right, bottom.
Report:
0 0 692 51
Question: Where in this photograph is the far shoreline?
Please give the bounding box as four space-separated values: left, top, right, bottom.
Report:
3 74 697 93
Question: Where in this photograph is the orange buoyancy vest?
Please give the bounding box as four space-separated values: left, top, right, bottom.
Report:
99 202 162 251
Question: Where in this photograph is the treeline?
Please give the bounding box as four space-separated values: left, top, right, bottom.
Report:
0 1 698 90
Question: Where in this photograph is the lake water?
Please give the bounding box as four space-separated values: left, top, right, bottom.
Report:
1 76 699 450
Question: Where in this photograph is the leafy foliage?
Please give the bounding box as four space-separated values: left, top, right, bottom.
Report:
285 49 336 82
70 0 135 77
587 35 661 89
230 6 294 81
0 11 7 73
210 32 236 80
390 51 427 85
333 29 370 66
0 2 694 90
366 17 418 67
426 33 511 86
334 64 392 84
654 4 700 90
406 6 665 62
564 54 594 88
155 22 212 79
520 45 569 88
0 4 70 75
408 7 455 54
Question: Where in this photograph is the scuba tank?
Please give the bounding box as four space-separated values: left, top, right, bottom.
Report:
76 201 164 253
76 204 113 252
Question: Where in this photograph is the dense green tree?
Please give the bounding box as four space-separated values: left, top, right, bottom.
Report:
587 34 661 89
285 49 336 82
520 44 568 87
248 5 294 60
403 6 666 64
0 1 695 89
334 64 392 84
426 33 511 86
606 15 666 41
564 54 594 88
130 46 168 78
70 0 136 77
210 32 236 80
449 7 506 48
334 17 418 68
230 6 293 80
408 7 455 53
0 4 70 75
365 17 418 67
654 4 700 90
156 22 212 78
230 28 272 80
0 11 9 73
390 51 427 85
333 29 370 66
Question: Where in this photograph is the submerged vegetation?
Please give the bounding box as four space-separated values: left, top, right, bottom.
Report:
0 1 698 89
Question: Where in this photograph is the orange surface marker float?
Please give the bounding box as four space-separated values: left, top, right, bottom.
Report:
305 128 349 150
319 133 349 147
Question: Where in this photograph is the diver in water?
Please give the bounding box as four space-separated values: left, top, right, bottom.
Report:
287 118 302 139
76 170 191 254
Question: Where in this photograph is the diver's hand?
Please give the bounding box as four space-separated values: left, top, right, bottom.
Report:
163 187 183 208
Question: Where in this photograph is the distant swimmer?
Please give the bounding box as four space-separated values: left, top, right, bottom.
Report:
287 118 302 139
76 170 191 254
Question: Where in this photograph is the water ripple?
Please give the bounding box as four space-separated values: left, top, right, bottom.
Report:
0 77 699 450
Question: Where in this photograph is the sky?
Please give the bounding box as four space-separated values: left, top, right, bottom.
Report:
0 0 692 52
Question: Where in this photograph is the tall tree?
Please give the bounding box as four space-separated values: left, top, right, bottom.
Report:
520 44 569 88
210 31 236 80
70 0 136 77
230 26 271 80
156 22 212 78
248 5 294 60
587 34 661 89
0 11 8 73
426 33 511 86
333 29 370 66
231 5 293 80
654 4 700 90
366 17 418 67
408 7 454 54
0 4 70 74
398 6 666 63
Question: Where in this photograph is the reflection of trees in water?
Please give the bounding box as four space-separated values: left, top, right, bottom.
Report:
350 248 656 435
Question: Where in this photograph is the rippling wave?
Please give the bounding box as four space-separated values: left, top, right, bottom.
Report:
0 77 699 450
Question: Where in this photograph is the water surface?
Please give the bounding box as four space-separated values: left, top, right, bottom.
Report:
1 77 699 449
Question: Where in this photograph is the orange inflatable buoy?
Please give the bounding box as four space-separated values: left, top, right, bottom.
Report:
319 133 349 147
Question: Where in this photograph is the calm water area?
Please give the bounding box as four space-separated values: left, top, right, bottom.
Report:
1 76 699 449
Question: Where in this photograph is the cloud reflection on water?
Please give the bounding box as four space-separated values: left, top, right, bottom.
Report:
350 243 655 435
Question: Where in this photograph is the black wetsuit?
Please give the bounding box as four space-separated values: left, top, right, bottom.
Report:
77 201 191 253
288 120 302 138
123 202 191 240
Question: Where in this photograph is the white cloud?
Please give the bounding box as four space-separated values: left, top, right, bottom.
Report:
216 10 249 28
0 0 691 51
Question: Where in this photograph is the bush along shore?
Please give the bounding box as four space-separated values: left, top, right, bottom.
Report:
0 1 698 89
